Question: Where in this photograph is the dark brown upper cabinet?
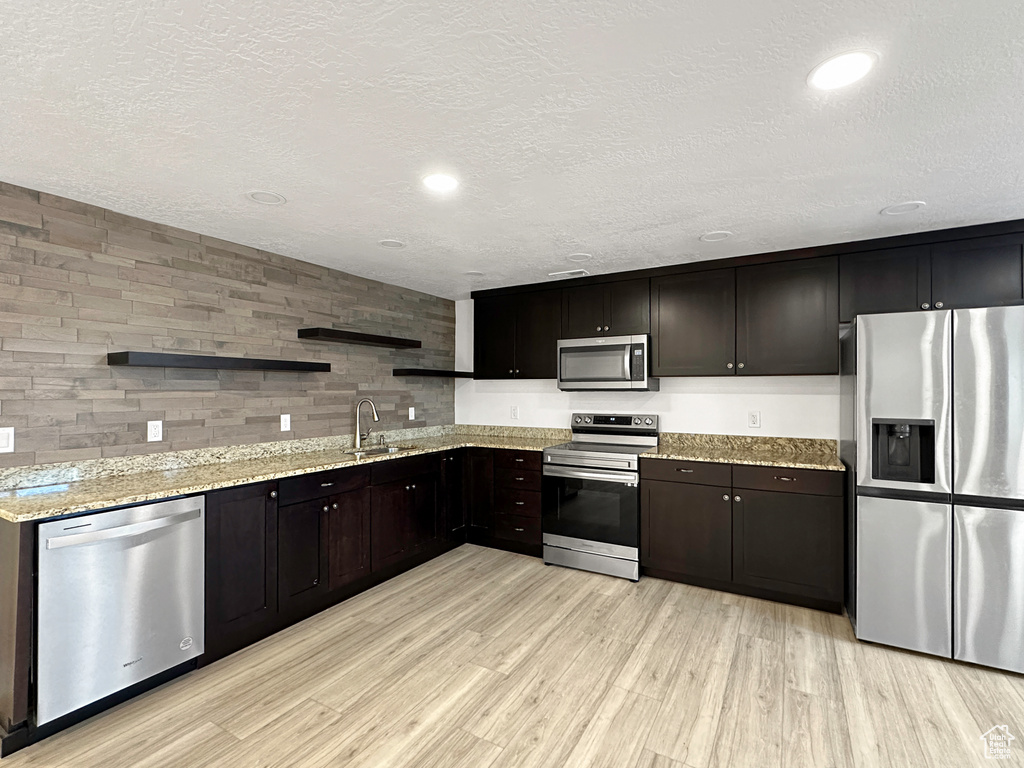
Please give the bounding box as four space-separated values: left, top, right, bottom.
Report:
561 278 650 338
839 246 931 322
930 235 1024 310
474 290 560 379
736 256 839 376
652 268 736 376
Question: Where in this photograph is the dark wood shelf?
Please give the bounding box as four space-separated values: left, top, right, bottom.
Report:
107 351 330 373
297 327 421 349
392 368 473 378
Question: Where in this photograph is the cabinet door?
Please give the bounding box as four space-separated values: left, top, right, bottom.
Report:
642 479 732 581
606 278 651 335
371 481 411 570
278 499 329 613
441 451 466 539
562 283 608 338
514 290 561 378
736 256 838 375
732 489 843 601
652 268 736 376
327 487 371 590
839 246 931 322
410 474 439 551
474 294 517 379
931 235 1024 310
204 482 278 662
464 448 495 531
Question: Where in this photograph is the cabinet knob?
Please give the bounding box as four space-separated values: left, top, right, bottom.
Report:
921 302 930 310
332 503 339 509
603 325 609 332
313 579 319 586
322 505 329 512
596 326 602 332
734 495 742 502
723 494 731 501
934 301 944 309
269 490 278 499
737 362 745 369
405 485 410 490
509 369 514 374
515 369 520 374
411 484 416 489
726 362 734 369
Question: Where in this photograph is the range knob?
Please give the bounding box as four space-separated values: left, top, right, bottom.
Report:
633 417 642 425
574 416 582 424
644 417 653 425
584 416 592 424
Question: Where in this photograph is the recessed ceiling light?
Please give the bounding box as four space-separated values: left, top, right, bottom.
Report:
245 190 287 205
378 239 406 248
808 51 878 90
567 253 593 263
464 271 484 276
881 201 927 215
699 231 732 243
422 173 459 193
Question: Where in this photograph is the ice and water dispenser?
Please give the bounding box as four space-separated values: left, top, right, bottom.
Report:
871 419 935 483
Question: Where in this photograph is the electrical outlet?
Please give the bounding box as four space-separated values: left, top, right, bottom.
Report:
510 406 519 420
0 427 13 453
408 406 415 420
147 420 163 442
281 414 291 431
748 410 761 429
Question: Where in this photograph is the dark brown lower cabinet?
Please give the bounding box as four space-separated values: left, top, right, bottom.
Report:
278 499 330 616
440 451 465 540
641 479 732 582
731 488 843 603
464 448 495 532
204 481 279 663
371 474 438 571
327 487 371 591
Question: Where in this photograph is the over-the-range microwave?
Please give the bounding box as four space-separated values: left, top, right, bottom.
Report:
556 335 659 391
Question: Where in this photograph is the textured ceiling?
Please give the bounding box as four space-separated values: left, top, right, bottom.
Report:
1 0 1022 299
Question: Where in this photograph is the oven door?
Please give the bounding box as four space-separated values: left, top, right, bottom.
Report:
541 465 640 552
557 336 642 390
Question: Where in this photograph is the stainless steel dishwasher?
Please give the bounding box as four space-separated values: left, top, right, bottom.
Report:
36 496 205 726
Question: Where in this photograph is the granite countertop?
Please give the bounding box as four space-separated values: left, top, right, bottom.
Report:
0 426 842 524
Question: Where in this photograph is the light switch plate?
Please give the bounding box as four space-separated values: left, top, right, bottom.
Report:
0 427 13 453
408 406 415 420
147 420 163 442
281 414 291 431
748 411 761 429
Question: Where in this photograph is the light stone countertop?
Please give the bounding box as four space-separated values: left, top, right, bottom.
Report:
0 427 843 524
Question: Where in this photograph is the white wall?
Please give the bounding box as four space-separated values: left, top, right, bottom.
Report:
454 299 840 439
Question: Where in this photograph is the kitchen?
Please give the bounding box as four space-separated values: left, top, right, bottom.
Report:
1 2 1024 767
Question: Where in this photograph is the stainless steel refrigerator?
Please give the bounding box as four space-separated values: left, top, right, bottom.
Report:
844 305 1024 672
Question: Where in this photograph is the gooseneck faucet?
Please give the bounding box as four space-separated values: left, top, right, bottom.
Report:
354 398 380 450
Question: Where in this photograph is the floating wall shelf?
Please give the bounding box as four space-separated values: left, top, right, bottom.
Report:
297 327 421 349
107 351 331 373
392 368 474 378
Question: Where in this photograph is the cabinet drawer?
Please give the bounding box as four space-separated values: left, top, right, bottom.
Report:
495 468 542 492
732 465 843 497
495 489 541 518
494 513 542 544
370 454 437 486
279 466 369 506
494 450 542 472
640 458 732 487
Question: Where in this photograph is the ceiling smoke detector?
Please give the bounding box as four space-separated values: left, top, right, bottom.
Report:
699 231 732 242
881 201 927 215
422 173 459 193
808 50 878 90
245 190 287 205
378 239 406 248
548 269 590 279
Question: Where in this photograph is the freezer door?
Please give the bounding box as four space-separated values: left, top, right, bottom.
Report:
954 505 1024 673
855 495 951 657
953 306 1024 500
856 311 952 495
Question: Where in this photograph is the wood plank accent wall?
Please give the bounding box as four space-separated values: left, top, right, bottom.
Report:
0 181 455 468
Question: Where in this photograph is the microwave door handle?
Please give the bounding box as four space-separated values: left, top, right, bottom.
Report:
45 508 203 550
543 466 639 485
623 346 631 380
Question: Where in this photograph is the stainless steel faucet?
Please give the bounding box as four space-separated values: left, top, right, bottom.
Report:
354 398 380 450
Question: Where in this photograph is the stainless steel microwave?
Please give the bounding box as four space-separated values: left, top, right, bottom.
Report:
556 335 658 391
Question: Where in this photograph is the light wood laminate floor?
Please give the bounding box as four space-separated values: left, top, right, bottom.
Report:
7 544 1024 767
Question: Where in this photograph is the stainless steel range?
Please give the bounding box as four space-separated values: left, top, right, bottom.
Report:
542 413 659 581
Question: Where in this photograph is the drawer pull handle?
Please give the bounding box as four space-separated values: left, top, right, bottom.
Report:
774 476 796 482
320 482 334 487
514 527 525 532
676 468 694 473
515 477 524 481
515 501 525 505
515 458 524 462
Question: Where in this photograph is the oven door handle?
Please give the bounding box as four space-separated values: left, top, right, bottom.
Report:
543 466 639 486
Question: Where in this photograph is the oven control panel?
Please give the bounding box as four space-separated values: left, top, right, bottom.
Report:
570 413 658 430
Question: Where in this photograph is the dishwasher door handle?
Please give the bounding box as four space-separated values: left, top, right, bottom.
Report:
45 507 203 550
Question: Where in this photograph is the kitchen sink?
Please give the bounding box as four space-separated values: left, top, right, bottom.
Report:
344 445 414 459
